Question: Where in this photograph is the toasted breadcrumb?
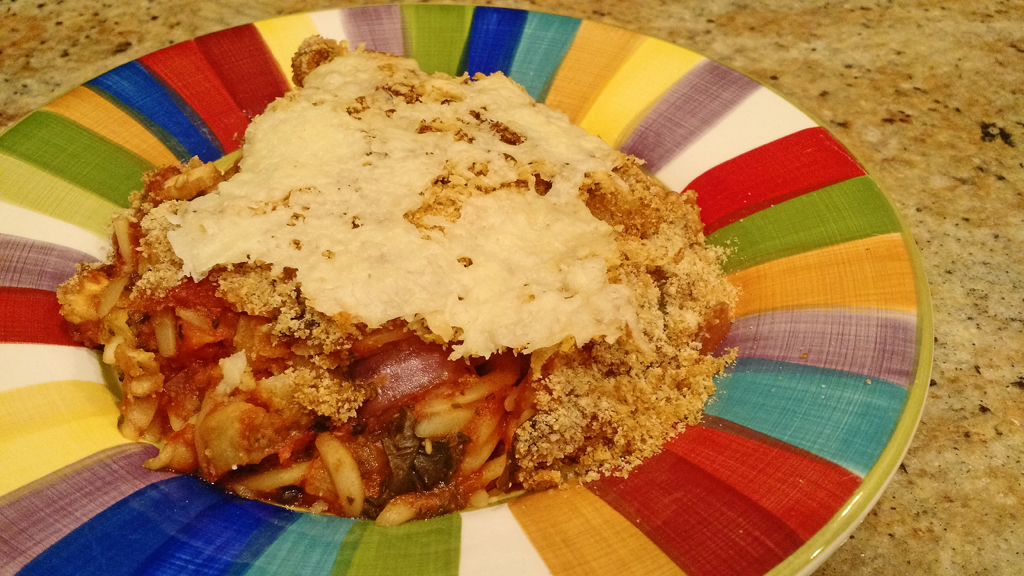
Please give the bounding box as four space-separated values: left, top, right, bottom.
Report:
291 35 347 87
514 166 736 487
288 366 372 422
133 199 185 297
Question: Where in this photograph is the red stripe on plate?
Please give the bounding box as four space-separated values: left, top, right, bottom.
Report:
666 418 862 540
139 41 251 153
193 25 290 120
687 127 865 234
588 443 805 576
0 287 79 346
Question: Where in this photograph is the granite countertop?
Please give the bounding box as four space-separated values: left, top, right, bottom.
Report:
2 0 1021 573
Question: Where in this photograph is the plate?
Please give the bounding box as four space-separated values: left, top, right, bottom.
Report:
0 5 931 576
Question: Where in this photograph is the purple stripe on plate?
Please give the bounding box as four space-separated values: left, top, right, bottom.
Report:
344 5 405 56
0 234 98 291
620 60 759 173
0 443 171 576
716 309 917 387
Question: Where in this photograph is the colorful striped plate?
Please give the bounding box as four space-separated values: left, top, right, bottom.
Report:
0 5 931 576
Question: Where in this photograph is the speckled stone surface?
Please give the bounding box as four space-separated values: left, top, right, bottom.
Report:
2 0 1022 573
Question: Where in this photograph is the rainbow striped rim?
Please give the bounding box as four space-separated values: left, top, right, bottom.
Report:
0 5 931 576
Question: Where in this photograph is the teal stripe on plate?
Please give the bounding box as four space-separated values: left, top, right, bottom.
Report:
706 357 907 476
400 4 475 77
708 175 903 274
331 514 461 576
0 111 152 208
507 11 582 100
240 513 355 576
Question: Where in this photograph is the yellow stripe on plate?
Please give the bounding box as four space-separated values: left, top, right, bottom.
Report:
254 13 321 89
728 233 917 318
579 37 703 147
42 87 180 167
0 380 126 496
508 485 686 576
0 153 119 236
542 20 645 126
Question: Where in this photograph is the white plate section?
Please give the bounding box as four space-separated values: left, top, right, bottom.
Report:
0 344 111 393
310 9 350 42
460 504 552 576
654 86 819 192
0 202 108 259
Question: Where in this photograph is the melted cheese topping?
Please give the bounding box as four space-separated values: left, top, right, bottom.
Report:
166 50 638 358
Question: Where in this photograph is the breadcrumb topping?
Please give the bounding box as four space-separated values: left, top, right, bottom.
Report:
288 366 372 421
514 160 737 487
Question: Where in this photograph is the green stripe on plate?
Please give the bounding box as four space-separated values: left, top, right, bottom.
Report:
401 4 475 76
0 152 119 235
0 110 152 208
708 175 903 274
332 514 461 576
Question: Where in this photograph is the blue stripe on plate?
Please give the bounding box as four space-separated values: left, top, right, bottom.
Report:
138 495 296 576
15 476 223 576
14 476 301 576
465 7 529 76
507 11 581 100
705 357 907 475
87 61 222 162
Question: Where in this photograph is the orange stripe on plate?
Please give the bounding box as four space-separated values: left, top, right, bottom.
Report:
508 485 686 576
42 87 179 167
542 20 644 125
728 232 917 318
